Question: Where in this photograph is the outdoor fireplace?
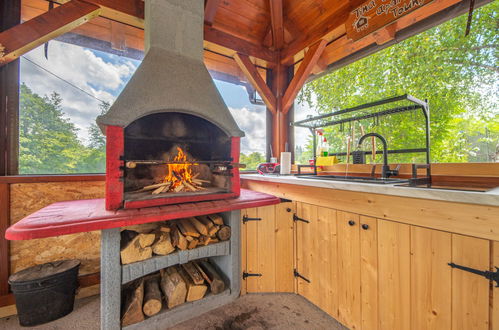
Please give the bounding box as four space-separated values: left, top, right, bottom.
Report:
97 0 244 210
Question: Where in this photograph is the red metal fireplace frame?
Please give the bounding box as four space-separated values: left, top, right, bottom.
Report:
105 125 241 211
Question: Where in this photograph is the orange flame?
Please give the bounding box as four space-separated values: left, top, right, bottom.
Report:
164 147 196 189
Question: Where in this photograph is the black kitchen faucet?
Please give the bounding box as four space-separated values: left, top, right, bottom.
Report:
358 133 399 179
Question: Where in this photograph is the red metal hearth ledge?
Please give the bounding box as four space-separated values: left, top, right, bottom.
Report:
5 189 280 240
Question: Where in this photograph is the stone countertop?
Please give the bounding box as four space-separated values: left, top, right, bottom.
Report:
240 174 499 207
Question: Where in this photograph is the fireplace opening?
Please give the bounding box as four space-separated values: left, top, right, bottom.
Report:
123 112 235 205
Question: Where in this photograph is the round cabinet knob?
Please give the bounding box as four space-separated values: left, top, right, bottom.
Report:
286 208 292 213
348 220 356 226
361 224 369 230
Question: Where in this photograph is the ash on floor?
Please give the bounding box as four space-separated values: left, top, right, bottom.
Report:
0 293 346 330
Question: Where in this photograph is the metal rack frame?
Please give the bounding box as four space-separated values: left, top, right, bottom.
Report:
292 95 431 179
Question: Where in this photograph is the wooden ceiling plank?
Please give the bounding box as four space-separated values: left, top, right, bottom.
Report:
269 0 284 49
282 39 327 114
204 0 221 26
0 0 101 66
234 53 276 113
205 25 275 62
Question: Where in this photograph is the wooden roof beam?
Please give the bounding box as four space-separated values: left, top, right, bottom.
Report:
234 53 276 114
281 39 327 114
269 0 284 50
0 0 101 66
204 0 221 26
53 0 276 63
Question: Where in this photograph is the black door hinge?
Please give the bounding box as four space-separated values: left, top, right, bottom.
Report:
294 269 311 283
243 272 262 280
242 216 262 224
448 263 499 287
293 214 310 223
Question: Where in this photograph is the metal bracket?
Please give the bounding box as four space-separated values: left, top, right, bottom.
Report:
243 272 262 280
448 263 499 287
242 216 262 224
293 214 310 223
294 269 311 283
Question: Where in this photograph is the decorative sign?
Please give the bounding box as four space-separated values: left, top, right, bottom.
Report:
346 0 434 41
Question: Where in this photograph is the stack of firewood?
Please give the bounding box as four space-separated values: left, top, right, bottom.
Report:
120 214 231 265
121 260 226 326
133 173 210 195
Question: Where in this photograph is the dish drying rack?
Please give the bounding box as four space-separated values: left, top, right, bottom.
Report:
291 94 431 185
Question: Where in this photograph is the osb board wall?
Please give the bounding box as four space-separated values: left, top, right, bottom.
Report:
9 181 105 275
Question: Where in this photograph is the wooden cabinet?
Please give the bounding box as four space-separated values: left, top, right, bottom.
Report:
241 202 294 294
243 202 497 330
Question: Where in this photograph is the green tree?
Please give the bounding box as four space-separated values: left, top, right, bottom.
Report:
240 152 265 171
19 84 85 174
299 2 498 164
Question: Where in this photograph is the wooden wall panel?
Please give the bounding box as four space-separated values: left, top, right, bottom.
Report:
410 226 451 330
337 211 361 330
359 216 378 330
9 181 105 275
451 234 490 330
378 220 410 330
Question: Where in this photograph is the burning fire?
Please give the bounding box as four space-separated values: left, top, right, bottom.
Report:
164 147 197 190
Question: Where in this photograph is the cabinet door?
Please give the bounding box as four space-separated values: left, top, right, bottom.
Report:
378 220 410 330
493 241 499 330
410 226 452 330
337 211 361 330
360 216 378 330
451 234 490 330
295 203 339 318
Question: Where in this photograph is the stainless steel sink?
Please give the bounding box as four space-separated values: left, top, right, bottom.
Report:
296 175 409 185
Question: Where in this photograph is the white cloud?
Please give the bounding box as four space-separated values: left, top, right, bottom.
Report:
229 106 266 155
20 41 138 144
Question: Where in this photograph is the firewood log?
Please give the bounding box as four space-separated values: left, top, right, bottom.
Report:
171 225 188 250
143 277 162 317
187 238 199 250
197 260 225 294
152 231 175 255
196 216 217 236
198 235 211 246
183 181 197 192
138 233 156 249
181 262 205 285
208 214 224 226
159 225 171 233
174 184 184 192
185 235 193 242
121 279 145 326
188 217 209 236
120 231 153 265
216 225 231 241
160 267 187 309
178 267 207 302
177 220 200 237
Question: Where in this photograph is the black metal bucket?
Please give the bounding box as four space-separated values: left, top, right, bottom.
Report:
8 260 80 327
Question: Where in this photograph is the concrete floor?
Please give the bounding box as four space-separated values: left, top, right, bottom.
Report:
0 293 346 330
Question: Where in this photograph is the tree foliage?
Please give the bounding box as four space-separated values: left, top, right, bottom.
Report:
19 84 108 174
299 2 498 164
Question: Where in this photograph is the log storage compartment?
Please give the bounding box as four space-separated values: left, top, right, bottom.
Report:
100 210 241 330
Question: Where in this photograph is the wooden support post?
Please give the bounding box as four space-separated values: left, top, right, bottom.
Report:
270 59 292 156
234 53 277 113
0 0 20 176
204 0 221 26
0 0 101 66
